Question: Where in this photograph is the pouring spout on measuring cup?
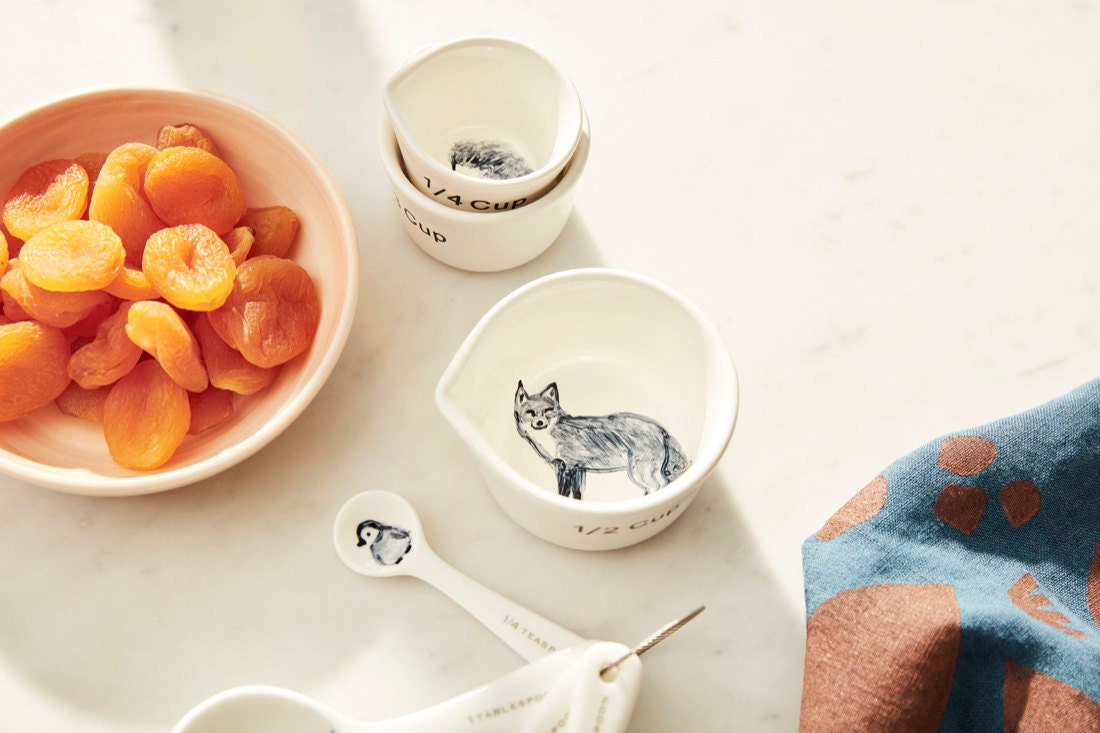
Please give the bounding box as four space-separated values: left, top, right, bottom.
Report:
333 490 585 662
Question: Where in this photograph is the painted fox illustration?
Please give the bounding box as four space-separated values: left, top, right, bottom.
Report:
513 381 690 500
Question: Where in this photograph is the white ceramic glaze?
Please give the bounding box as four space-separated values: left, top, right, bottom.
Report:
334 490 585 660
378 112 589 272
172 641 640 733
0 87 358 496
435 269 739 550
384 36 583 213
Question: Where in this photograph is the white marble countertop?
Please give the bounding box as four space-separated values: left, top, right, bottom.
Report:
2 1 1099 730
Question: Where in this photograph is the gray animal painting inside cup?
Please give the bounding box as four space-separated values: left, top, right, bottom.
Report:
513 381 690 500
355 519 412 565
450 140 533 180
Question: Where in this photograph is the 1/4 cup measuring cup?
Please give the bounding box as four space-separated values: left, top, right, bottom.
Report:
384 36 583 213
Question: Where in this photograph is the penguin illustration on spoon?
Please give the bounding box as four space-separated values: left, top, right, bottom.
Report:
356 519 412 566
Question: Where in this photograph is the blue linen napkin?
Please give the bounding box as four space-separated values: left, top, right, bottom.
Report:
801 379 1100 731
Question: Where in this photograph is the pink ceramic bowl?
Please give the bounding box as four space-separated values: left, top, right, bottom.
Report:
0 87 358 495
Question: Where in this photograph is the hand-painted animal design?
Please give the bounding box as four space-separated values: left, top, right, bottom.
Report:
450 140 533 180
514 381 690 500
355 519 412 566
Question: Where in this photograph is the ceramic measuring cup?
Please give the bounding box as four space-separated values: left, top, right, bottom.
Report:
436 269 739 550
378 111 589 272
384 36 583 213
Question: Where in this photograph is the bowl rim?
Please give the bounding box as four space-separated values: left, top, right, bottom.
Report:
377 110 590 224
0 85 360 496
434 268 739 516
383 35 584 193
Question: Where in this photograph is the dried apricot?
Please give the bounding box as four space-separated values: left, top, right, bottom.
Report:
68 301 142 388
142 224 236 311
74 152 108 185
1 224 21 261
237 206 300 258
89 143 166 265
0 320 71 421
156 123 219 156
0 259 114 329
222 226 254 266
187 386 234 434
125 300 208 392
55 382 109 423
143 146 245 234
61 296 117 340
207 255 319 368
1 288 30 322
103 264 159 300
103 359 190 470
2 159 90 241
19 219 125 292
193 312 277 395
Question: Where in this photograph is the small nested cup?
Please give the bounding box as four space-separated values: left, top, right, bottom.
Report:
384 36 583 214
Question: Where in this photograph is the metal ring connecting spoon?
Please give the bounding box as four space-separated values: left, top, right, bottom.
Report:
333 490 585 662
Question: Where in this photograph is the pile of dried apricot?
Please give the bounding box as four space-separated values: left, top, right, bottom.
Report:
0 123 320 470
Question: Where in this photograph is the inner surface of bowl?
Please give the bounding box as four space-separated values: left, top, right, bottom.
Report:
439 270 734 504
0 87 358 495
385 37 581 183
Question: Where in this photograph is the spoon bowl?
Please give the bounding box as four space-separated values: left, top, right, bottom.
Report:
334 489 425 576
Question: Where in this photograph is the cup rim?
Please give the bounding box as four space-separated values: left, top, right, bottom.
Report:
434 268 740 517
377 110 590 223
383 35 584 192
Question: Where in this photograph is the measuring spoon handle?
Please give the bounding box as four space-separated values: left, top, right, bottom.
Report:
414 549 585 661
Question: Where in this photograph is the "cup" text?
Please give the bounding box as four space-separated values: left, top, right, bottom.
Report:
423 177 527 211
397 196 446 243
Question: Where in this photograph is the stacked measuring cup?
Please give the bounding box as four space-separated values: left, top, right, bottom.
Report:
378 36 590 272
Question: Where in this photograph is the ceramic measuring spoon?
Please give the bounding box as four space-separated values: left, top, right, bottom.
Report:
334 490 585 661
172 641 639 733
